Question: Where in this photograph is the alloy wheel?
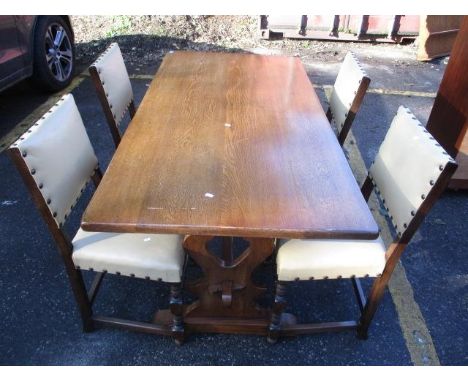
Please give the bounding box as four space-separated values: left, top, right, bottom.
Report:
44 23 73 82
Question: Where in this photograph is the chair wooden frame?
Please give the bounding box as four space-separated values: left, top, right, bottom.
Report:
267 157 457 343
326 53 371 146
8 148 185 345
89 50 136 148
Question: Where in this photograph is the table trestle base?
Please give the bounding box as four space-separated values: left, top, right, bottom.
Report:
182 235 275 319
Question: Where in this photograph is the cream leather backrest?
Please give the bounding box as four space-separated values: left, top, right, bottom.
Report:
369 106 456 236
90 43 133 128
329 52 368 135
11 94 98 227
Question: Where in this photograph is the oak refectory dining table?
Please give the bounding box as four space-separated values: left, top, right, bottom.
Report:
81 51 379 336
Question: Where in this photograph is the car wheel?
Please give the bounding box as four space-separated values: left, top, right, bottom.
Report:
32 16 75 92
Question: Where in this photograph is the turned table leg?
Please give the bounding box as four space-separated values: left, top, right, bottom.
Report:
267 281 287 343
169 283 184 345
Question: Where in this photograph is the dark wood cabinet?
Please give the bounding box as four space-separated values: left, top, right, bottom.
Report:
426 16 468 189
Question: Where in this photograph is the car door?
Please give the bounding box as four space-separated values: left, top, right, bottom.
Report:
0 15 27 91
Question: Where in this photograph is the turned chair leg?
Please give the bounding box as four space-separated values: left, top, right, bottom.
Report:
169 283 185 345
267 281 287 344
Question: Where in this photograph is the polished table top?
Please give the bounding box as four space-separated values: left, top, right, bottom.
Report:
82 51 378 240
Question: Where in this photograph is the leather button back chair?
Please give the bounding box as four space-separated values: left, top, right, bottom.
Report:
326 52 371 146
8 94 186 344
89 43 136 148
268 106 458 343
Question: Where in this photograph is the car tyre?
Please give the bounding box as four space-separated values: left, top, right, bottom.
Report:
31 16 75 92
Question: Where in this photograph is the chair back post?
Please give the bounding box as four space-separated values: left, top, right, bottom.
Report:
8 147 94 331
89 65 122 147
128 100 137 119
91 167 103 188
337 75 371 146
89 43 135 149
328 52 370 146
360 174 374 202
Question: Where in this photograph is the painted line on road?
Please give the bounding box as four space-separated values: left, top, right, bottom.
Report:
365 88 436 98
319 84 436 98
345 133 440 366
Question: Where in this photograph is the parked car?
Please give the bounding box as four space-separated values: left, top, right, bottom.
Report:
0 15 75 93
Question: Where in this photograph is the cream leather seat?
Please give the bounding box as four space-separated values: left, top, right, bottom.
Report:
277 237 386 281
89 43 136 147
268 105 458 343
9 94 185 343
73 230 184 282
326 52 370 146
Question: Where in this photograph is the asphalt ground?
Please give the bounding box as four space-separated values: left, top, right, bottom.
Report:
0 41 467 365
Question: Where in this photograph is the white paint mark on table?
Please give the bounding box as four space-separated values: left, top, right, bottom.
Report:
204 193 214 198
148 207 164 210
224 123 231 128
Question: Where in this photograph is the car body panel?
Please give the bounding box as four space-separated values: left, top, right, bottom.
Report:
0 15 74 93
0 15 33 92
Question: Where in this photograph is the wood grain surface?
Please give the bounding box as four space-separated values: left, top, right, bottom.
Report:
82 51 378 239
